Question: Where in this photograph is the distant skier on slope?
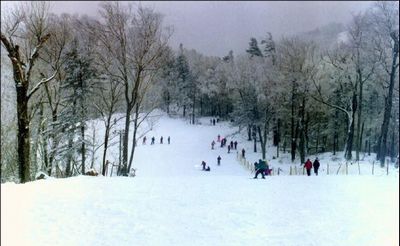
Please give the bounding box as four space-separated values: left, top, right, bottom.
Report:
217 155 221 165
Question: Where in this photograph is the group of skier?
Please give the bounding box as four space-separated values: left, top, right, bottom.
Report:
303 158 320 176
210 118 220 126
142 136 171 145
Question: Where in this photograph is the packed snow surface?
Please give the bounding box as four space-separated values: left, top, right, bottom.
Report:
2 114 399 246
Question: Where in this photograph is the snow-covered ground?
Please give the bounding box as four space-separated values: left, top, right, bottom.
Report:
2 113 399 246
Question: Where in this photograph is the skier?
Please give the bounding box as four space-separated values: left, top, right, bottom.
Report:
227 145 231 153
211 140 215 150
254 159 267 179
304 158 313 176
160 136 163 144
313 157 320 176
217 155 221 165
168 136 170 144
201 161 207 170
151 136 155 145
234 141 238 150
230 141 234 149
242 148 245 158
143 136 147 145
217 134 221 142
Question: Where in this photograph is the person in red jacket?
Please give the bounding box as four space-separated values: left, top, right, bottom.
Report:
304 159 313 176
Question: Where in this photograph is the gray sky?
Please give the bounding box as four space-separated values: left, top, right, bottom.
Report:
1 1 372 57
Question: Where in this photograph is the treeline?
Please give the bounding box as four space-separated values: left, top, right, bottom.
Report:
155 1 399 166
0 1 398 183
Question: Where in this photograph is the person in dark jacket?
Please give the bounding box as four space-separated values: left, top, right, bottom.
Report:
151 136 155 145
227 145 231 153
211 140 215 150
230 141 234 149
313 158 320 176
242 148 245 158
160 136 163 144
304 159 313 176
143 136 147 145
217 155 221 165
168 136 170 144
201 161 206 170
234 141 238 150
254 159 267 179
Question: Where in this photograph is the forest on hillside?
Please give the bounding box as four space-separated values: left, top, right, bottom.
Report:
1 1 399 183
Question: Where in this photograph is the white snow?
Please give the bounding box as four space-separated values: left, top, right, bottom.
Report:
2 113 399 246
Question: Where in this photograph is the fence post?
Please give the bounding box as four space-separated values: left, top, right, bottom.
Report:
372 161 374 175
386 159 389 175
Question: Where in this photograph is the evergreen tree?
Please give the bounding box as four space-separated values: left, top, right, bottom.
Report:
54 40 97 176
246 38 263 57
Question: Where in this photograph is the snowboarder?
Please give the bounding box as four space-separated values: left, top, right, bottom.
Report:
254 159 267 179
211 140 215 150
242 148 245 158
143 136 147 145
313 158 320 176
217 155 221 165
227 145 231 153
230 141 234 149
168 136 170 144
304 159 313 176
151 136 155 145
217 134 221 142
160 136 163 144
234 141 238 150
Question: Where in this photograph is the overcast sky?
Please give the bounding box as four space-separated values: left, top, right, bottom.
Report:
1 1 373 57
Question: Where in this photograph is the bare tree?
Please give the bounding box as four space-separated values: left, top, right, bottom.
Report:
91 2 172 176
1 2 58 182
369 2 399 166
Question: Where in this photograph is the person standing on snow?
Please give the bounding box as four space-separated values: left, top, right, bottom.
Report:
254 159 267 179
230 141 234 149
313 158 320 176
211 140 215 150
143 136 147 145
151 136 155 145
234 141 238 150
242 148 245 158
168 136 170 144
217 135 221 142
227 145 231 153
304 158 313 176
201 161 206 170
217 155 221 165
160 136 163 144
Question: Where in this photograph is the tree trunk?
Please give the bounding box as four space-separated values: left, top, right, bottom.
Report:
377 44 398 166
102 117 111 176
16 86 31 183
81 124 85 174
128 103 140 173
121 107 131 176
345 92 357 160
247 125 252 141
